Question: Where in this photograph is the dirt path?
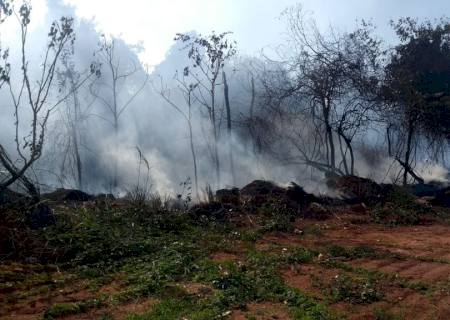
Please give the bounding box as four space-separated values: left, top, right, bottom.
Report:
257 215 450 319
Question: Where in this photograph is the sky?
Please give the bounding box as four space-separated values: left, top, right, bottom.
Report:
57 0 450 66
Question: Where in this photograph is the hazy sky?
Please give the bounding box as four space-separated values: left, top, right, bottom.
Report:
52 0 449 66
3 0 449 66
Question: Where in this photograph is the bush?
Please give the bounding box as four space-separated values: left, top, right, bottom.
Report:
370 187 429 225
329 273 382 304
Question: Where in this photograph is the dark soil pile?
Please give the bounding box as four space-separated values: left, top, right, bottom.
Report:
42 188 94 202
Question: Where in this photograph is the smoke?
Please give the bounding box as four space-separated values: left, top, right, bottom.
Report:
1 0 449 198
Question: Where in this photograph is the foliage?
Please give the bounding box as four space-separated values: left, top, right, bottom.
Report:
383 18 450 184
43 299 103 319
370 187 429 225
328 245 378 260
329 273 383 304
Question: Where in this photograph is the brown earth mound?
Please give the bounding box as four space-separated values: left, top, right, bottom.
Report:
326 174 393 204
42 188 94 202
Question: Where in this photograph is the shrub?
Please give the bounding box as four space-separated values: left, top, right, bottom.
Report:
329 273 383 304
370 187 429 225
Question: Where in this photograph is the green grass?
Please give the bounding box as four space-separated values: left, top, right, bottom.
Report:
3 200 341 320
43 299 104 319
328 272 383 304
370 187 430 226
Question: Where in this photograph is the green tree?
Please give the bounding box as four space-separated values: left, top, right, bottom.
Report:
383 18 450 185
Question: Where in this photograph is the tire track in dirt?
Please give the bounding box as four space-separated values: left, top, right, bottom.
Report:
318 223 450 262
347 258 450 284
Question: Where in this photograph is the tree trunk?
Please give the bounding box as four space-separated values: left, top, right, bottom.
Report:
401 118 425 185
73 127 83 190
186 93 199 200
211 82 220 187
338 134 350 175
223 71 236 186
70 76 83 190
0 150 39 202
323 99 336 171
112 71 119 189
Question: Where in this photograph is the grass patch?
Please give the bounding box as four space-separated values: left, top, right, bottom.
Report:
43 299 104 319
327 245 379 260
370 187 430 226
329 272 383 304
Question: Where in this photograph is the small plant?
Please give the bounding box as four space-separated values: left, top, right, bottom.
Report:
370 187 428 225
43 300 103 319
176 177 192 209
328 245 378 260
329 273 383 304
126 146 152 206
148 193 171 211
373 308 401 320
262 213 294 232
283 247 317 264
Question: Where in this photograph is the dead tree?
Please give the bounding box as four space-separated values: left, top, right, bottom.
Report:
54 48 98 190
265 5 381 177
222 71 236 186
0 4 88 199
175 32 236 187
90 36 149 189
154 74 200 200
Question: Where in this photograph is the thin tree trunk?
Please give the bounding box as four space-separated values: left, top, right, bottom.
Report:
249 76 258 154
346 138 355 175
0 152 39 202
187 91 198 199
188 121 199 201
70 76 83 190
73 128 82 190
403 120 415 186
112 68 119 189
113 115 119 189
250 77 255 119
323 100 336 171
211 82 220 187
223 71 236 186
338 134 350 175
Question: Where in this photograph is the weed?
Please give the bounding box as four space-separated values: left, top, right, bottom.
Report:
283 247 317 264
43 299 103 319
329 273 383 304
370 187 429 225
125 296 225 320
373 308 402 320
328 245 378 260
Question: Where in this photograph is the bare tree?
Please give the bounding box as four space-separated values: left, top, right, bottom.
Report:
154 74 200 200
222 71 236 185
175 32 236 187
53 48 98 190
90 36 149 189
258 6 381 177
0 3 92 199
